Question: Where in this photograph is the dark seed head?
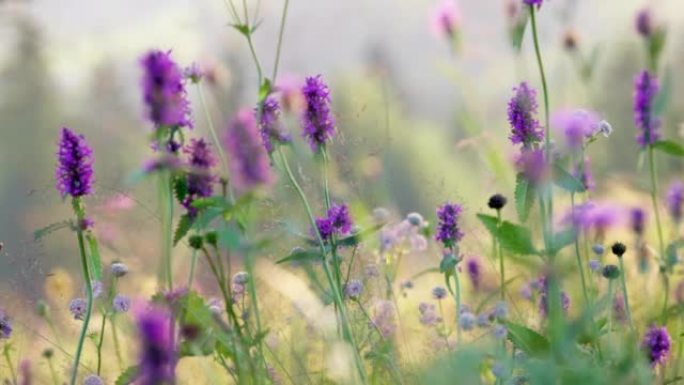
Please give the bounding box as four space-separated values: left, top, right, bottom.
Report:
611 242 627 258
42 349 54 359
602 264 621 280
188 235 203 250
205 231 218 247
487 194 507 210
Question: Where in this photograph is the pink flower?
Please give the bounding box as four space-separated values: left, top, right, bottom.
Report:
430 0 460 40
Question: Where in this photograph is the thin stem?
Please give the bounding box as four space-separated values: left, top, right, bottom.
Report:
69 198 94 385
47 356 60 385
571 192 590 306
3 345 16 385
271 0 291 82
617 258 634 330
607 280 614 334
187 247 199 288
96 313 107 375
453 267 462 346
649 146 668 322
110 317 124 370
497 210 505 301
196 83 229 178
160 170 174 290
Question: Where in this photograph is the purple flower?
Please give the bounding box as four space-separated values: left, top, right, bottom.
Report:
184 62 203 84
301 75 336 150
515 148 547 184
0 310 11 339
642 325 671 366
573 157 594 191
635 8 653 38
418 303 440 326
182 138 217 216
564 201 623 241
630 207 646 236
537 276 570 317
69 298 87 320
459 312 476 331
430 0 460 39
55 128 94 198
84 375 104 385
111 262 129 278
523 0 543 7
371 300 396 338
257 96 290 154
113 295 131 313
435 202 464 249
344 279 364 299
224 108 274 192
667 182 684 222
634 70 661 148
136 305 175 385
552 109 601 150
466 257 481 291
314 203 354 242
432 286 448 300
508 82 543 148
140 50 192 130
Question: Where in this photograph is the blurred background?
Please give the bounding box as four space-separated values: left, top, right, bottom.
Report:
1 0 684 315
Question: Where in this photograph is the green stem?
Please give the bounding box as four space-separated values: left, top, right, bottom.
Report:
69 198 94 385
453 267 462 346
160 170 174 290
271 0 290 82
196 83 229 178
607 280 614 334
187 247 199 288
110 316 124 370
497 210 505 301
96 313 107 375
618 258 634 330
649 146 668 323
3 345 16 385
47 356 60 385
571 193 590 306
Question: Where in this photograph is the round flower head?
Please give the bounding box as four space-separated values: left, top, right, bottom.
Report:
459 312 476 331
418 303 440 326
69 298 87 320
113 294 131 313
633 70 661 148
406 212 425 227
84 374 104 385
592 244 605 255
642 325 671 366
301 75 336 150
140 50 192 130
111 262 129 278
56 128 94 198
344 279 364 299
432 286 448 300
667 182 684 223
224 107 274 192
508 82 543 148
0 310 12 339
493 323 508 339
430 0 460 40
487 194 507 210
136 305 175 384
435 202 464 249
232 272 249 286
257 96 290 154
182 138 217 216
588 259 602 272
552 109 601 150
184 62 203 84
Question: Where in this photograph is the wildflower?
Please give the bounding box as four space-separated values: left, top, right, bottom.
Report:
84 375 104 385
113 295 131 313
224 108 273 191
344 279 364 299
602 264 620 280
630 208 646 236
523 0 543 7
55 128 94 198
667 182 684 223
184 62 202 84
69 298 87 320
432 286 448 300
435 202 464 249
406 212 425 227
140 50 192 130
492 301 508 320
232 272 249 285
0 310 11 339
588 259 602 272
492 362 506 379
538 277 570 317
466 258 481 291
208 298 222 314
371 300 396 338
182 138 217 216
508 82 543 148
136 306 175 384
430 0 460 40
598 120 613 137
418 303 440 326
642 325 671 366
111 262 129 278
493 324 508 339
635 8 653 38
592 244 605 255
301 75 335 150
477 313 490 328
566 202 623 242
89 281 103 299
552 109 601 150
515 148 547 183
611 242 627 258
633 70 661 148
314 203 353 242
459 312 476 331
257 96 290 154
487 194 507 210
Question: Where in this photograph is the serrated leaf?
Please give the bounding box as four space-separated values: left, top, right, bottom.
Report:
179 291 217 357
276 248 322 264
653 140 684 157
505 321 550 358
115 366 138 385
191 196 230 211
33 220 72 241
515 173 535 223
477 214 538 255
552 163 586 193
86 234 103 281
173 176 188 204
173 214 194 246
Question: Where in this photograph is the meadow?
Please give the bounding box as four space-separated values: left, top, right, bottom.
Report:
2 0 684 384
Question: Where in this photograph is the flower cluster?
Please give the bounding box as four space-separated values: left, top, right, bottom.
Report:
667 181 684 223
224 108 274 192
182 138 217 216
315 203 353 242
140 50 192 130
508 82 543 148
56 128 94 198
430 0 460 40
257 96 290 154
642 326 671 366
301 75 336 150
633 70 661 148
0 310 11 339
434 202 464 250
136 306 176 385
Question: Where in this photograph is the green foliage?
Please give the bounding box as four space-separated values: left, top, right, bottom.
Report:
652 140 684 157
515 173 535 222
509 12 529 52
505 321 550 358
336 224 383 247
552 163 586 193
86 234 103 281
33 220 72 241
178 291 217 357
115 366 138 385
477 213 538 255
173 214 194 246
276 247 323 264
173 176 188 204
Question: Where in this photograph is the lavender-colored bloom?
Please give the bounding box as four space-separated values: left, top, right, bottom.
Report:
69 298 87 320
508 82 543 148
635 8 653 38
667 182 684 223
0 310 11 339
552 109 601 150
432 286 448 300
232 272 249 285
344 279 364 299
224 108 274 191
141 50 192 130
113 295 131 313
493 301 508 320
630 208 646 236
182 138 217 216
301 75 336 150
459 312 476 331
111 262 129 278
493 324 508 339
371 300 396 338
539 291 570 317
56 128 94 198
136 306 175 385
86 281 103 299
634 70 661 148
642 325 671 366
430 0 460 39
406 212 425 227
419 303 440 326
315 217 335 242
515 148 547 183
314 203 354 242
565 201 623 241
523 0 543 7
257 97 290 154
592 244 605 255
435 202 464 249
588 259 602 272
477 313 490 328
466 258 481 291
83 375 104 385
184 62 202 84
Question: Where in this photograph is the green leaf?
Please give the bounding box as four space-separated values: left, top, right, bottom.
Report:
231 23 251 37
505 321 550 358
439 254 458 275
552 163 586 193
173 176 188 204
649 27 667 72
548 227 577 256
33 220 72 241
665 239 684 269
336 224 383 247
652 140 684 157
190 196 229 211
477 214 538 255
258 78 272 103
514 173 535 223
653 67 672 116
509 13 529 52
86 234 103 281
178 291 217 357
173 214 194 246
276 248 323 264
115 366 139 385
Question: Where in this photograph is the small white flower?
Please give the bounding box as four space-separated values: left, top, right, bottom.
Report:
599 120 613 137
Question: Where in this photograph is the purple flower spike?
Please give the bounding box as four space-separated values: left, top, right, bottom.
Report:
182 138 217 216
301 75 336 150
633 70 661 148
224 108 274 192
642 325 671 366
508 82 543 148
140 50 192 130
257 96 290 154
466 258 481 291
636 8 653 38
314 202 354 242
136 306 175 385
0 310 11 339
435 202 464 249
515 148 547 184
56 128 94 198
630 207 646 236
667 182 684 223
